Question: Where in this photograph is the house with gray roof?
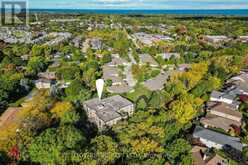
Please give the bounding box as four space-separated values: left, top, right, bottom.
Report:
82 95 134 130
102 54 133 93
133 32 173 46
228 86 248 97
91 38 102 50
228 72 248 95
38 72 56 80
193 126 244 151
238 36 248 42
44 32 72 46
158 53 180 60
210 91 236 105
34 79 55 89
72 36 82 48
204 35 230 44
177 64 191 72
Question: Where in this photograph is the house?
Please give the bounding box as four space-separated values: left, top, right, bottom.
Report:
238 36 248 42
206 154 228 165
21 55 29 61
34 79 54 89
44 32 72 46
0 107 22 130
177 64 191 72
72 37 81 48
57 81 71 89
153 34 173 41
143 71 172 91
133 32 154 46
38 72 56 80
82 95 134 130
91 38 102 50
210 91 236 105
102 54 132 93
204 35 230 44
193 126 244 151
200 113 242 132
50 19 80 22
228 86 248 97
158 53 180 60
227 72 248 95
139 54 159 67
191 146 228 165
191 146 207 165
207 102 242 123
133 32 173 46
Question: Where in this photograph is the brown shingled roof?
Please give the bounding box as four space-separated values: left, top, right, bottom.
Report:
191 146 207 165
200 113 241 131
208 102 242 119
206 154 227 165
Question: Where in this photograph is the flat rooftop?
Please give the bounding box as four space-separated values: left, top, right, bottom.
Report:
83 95 133 122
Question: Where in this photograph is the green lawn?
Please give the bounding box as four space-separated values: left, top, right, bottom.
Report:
124 84 152 102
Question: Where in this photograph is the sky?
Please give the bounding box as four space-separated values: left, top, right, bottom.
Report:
27 0 248 9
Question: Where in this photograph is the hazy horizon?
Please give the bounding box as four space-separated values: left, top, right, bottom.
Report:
25 0 248 10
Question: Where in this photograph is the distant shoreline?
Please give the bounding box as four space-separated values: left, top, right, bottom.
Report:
25 9 248 16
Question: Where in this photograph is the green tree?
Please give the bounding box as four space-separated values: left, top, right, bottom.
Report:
60 110 80 125
166 139 193 164
64 80 91 101
28 125 86 165
26 56 47 76
31 45 44 56
91 135 120 165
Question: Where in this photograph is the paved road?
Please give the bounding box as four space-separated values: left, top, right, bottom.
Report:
128 50 137 64
124 63 137 87
124 28 141 49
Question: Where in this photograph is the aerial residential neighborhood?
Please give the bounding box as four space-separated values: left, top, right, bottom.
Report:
0 5 248 165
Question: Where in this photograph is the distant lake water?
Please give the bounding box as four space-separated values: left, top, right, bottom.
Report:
28 9 248 16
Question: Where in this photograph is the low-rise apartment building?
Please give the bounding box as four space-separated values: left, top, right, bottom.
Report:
82 95 134 130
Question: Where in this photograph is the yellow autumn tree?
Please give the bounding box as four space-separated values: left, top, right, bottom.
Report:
170 94 203 124
131 137 164 156
171 62 208 90
50 101 73 119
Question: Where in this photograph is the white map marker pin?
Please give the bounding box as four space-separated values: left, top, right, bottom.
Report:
96 79 104 100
